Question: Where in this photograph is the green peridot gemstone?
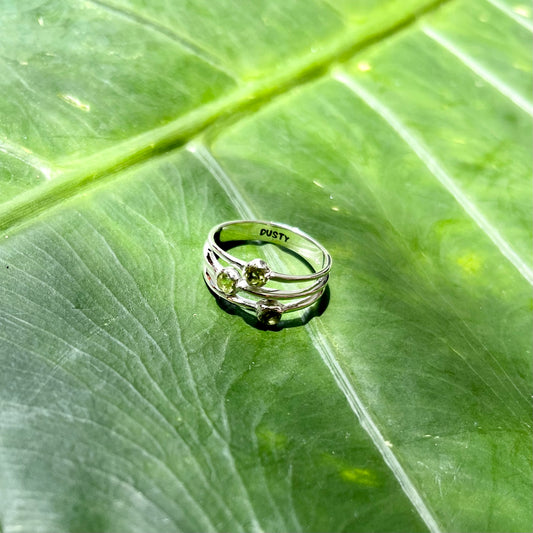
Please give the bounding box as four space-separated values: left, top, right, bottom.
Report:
217 267 240 295
243 259 270 287
256 299 283 326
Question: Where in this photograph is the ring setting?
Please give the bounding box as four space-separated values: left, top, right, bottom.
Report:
216 267 240 296
243 259 271 287
203 220 332 326
256 299 283 326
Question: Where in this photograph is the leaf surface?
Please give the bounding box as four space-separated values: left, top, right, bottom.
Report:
0 1 531 532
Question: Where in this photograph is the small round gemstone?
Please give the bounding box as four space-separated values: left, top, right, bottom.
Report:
256 299 283 326
243 259 270 287
217 267 240 295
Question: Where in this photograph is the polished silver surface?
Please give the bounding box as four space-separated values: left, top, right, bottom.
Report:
207 220 332 283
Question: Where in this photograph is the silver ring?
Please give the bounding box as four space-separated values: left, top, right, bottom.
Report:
203 220 332 325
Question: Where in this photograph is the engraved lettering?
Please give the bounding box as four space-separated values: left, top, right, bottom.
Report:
259 227 290 242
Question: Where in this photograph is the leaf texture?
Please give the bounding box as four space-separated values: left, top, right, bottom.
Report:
0 0 531 532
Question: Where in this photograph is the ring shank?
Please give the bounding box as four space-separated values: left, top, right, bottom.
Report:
213 220 330 277
204 268 325 312
205 245 329 299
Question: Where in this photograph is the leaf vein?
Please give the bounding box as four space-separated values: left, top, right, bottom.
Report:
422 25 533 116
118 202 251 530
484 0 533 32
190 143 442 533
332 69 533 285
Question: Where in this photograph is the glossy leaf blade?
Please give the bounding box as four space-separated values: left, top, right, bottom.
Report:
0 0 531 532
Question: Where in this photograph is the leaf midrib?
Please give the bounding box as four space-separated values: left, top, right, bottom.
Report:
0 0 451 235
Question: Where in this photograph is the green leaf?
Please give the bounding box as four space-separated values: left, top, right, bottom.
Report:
0 1 531 532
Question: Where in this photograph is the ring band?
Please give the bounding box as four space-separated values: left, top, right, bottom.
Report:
204 247 329 299
204 269 326 325
208 220 332 282
203 220 332 325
